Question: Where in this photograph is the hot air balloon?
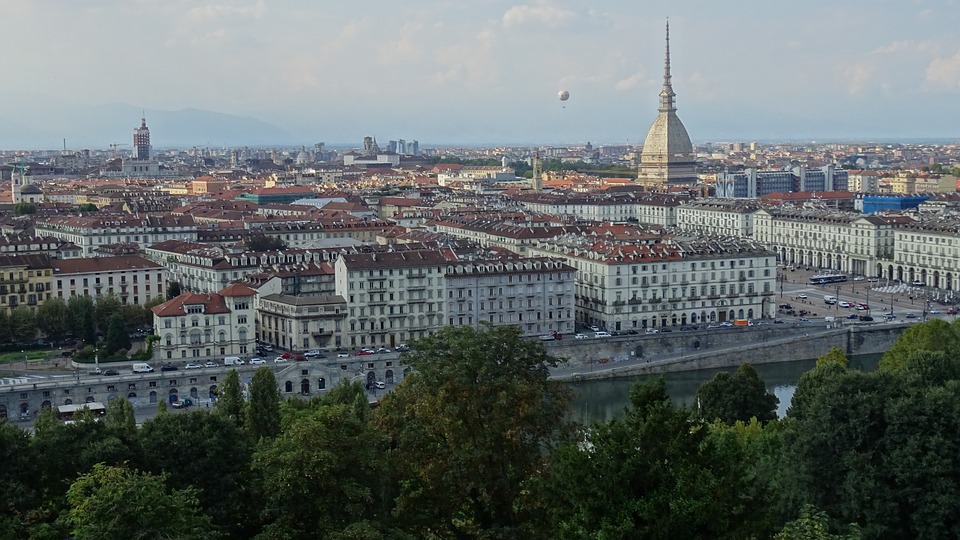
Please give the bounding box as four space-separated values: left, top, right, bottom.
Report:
558 90 570 101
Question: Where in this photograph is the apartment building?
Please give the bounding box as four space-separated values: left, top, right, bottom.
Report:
35 214 199 257
512 192 683 227
527 236 777 330
151 283 257 362
51 255 165 305
890 217 960 289
675 199 761 238
752 208 898 277
444 256 575 337
429 218 576 255
256 294 347 352
0 254 53 312
0 236 82 259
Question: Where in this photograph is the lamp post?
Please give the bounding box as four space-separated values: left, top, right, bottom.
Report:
836 285 841 312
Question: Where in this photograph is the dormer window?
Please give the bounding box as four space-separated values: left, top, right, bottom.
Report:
186 305 203 314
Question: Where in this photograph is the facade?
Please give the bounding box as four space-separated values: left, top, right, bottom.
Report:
752 208 897 277
675 199 760 238
0 254 53 312
889 217 960 290
151 283 257 362
51 255 166 305
133 116 151 160
35 215 199 257
257 294 347 352
637 22 697 190
513 193 682 227
527 236 777 330
862 195 930 214
430 219 575 255
716 166 849 198
0 236 82 259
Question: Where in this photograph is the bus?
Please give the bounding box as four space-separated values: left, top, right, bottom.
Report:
810 274 848 285
57 402 106 422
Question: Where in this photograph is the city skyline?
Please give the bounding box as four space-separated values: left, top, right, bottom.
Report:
2 0 960 148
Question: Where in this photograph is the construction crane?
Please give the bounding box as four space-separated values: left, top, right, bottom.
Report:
109 143 128 159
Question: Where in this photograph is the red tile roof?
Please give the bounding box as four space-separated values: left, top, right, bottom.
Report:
152 292 231 317
51 255 163 275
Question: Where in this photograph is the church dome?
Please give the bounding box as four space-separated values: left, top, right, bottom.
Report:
641 111 692 157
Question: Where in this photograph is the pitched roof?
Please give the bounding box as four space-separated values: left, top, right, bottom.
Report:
151 292 231 317
218 282 257 297
51 255 163 275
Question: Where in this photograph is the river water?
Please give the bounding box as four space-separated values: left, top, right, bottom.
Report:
567 353 882 425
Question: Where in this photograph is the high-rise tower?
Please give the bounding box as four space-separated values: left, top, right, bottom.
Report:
133 116 151 160
637 20 697 190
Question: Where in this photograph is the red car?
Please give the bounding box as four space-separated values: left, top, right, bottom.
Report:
356 349 375 356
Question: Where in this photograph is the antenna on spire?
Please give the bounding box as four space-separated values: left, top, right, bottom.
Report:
658 18 676 112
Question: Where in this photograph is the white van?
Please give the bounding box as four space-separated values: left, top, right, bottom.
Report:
594 331 612 338
132 363 154 373
223 356 244 366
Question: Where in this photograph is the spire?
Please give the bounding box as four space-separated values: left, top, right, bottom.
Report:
658 18 676 112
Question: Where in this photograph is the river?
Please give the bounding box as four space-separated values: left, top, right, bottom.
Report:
567 353 882 425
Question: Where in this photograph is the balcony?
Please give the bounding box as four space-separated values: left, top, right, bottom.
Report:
311 328 332 336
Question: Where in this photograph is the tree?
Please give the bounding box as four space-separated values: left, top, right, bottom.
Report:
216 369 244 426
9 307 37 342
76 203 98 212
373 324 573 538
0 422 39 538
93 293 123 334
104 397 137 436
166 281 182 300
254 404 387 539
879 318 960 371
140 410 255 537
817 346 848 368
13 202 37 215
36 297 69 339
696 363 779 425
247 367 281 440
542 378 776 539
775 506 862 540
245 233 287 252
65 464 219 540
67 295 96 344
101 312 131 358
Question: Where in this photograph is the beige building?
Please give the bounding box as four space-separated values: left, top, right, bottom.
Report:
151 283 257 362
675 199 760 238
889 217 960 289
52 255 166 305
0 254 53 312
257 294 347 352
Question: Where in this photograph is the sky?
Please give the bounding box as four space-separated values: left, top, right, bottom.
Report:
2 0 960 148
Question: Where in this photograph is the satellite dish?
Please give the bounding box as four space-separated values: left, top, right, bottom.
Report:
558 90 570 101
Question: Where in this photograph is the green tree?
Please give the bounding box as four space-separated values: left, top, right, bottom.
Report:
166 281 182 300
0 421 39 538
10 306 37 342
36 297 69 339
817 346 848 368
0 310 10 344
13 202 37 215
775 505 862 540
67 295 96 344
93 293 123 334
696 363 779 425
76 203 98 212
879 318 960 371
104 397 137 436
216 369 244 426
542 378 775 539
247 367 281 440
66 464 219 540
102 312 131 358
373 324 572 538
140 410 255 537
254 404 387 539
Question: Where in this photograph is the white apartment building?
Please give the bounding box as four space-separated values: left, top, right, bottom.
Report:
752 208 899 277
444 257 576 337
35 215 199 257
51 255 166 305
527 237 777 330
675 199 760 238
151 283 257 362
335 250 451 349
891 218 960 289
513 193 683 227
429 219 574 256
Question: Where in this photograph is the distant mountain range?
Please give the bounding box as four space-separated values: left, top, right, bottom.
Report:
0 100 298 150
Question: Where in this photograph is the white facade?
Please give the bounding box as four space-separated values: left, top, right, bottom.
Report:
152 285 257 362
675 199 759 238
35 215 199 257
52 256 166 305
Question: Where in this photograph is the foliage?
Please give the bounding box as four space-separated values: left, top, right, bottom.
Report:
67 295 97 345
102 313 131 358
131 334 159 362
13 202 37 215
93 293 123 334
36 297 70 339
879 318 960 371
166 281 183 300
139 411 254 537
247 367 281 441
775 505 862 540
696 363 779 425
542 378 776 539
373 324 573 538
216 369 244 426
76 203 98 212
10 307 37 342
65 464 219 540
245 233 287 252
0 421 38 538
104 398 137 436
816 347 848 368
254 404 388 539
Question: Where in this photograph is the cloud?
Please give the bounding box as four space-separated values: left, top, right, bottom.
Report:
502 2 575 29
614 72 644 92
872 40 913 54
839 62 873 96
925 50 960 89
184 1 267 23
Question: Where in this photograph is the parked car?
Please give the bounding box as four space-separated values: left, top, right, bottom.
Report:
304 349 321 358
588 325 600 332
89 367 102 375
929 309 941 315
575 333 588 340
859 315 875 322
719 322 734 328
375 381 386 389
249 357 267 365
594 331 612 338
204 361 217 368
160 363 178 372
799 318 811 323
847 313 859 320
337 352 350 358
171 398 193 409
377 347 391 353
645 328 659 334
396 344 410 352
103 368 120 376
773 319 785 324
538 334 556 341
185 363 203 370
273 356 288 363
797 294 808 299
356 349 375 356
905 313 918 319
